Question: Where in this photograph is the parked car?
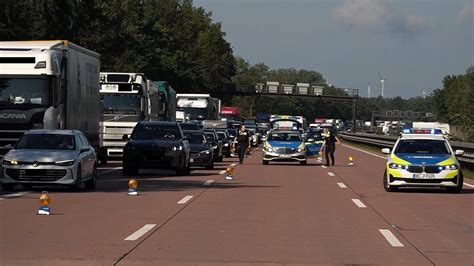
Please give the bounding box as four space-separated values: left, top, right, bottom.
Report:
183 130 214 169
1 130 97 191
122 121 190 176
203 129 223 162
215 129 232 157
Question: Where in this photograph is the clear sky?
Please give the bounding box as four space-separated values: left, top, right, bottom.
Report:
194 0 473 98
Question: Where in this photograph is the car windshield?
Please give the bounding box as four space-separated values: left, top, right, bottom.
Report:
268 132 302 142
15 134 76 150
180 108 208 120
204 132 216 141
307 131 323 141
394 139 451 155
216 132 227 140
179 123 200 130
184 132 207 144
132 124 180 140
101 94 141 115
0 77 51 107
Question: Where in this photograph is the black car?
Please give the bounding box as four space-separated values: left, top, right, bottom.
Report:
215 129 231 157
226 128 237 140
122 121 191 176
203 129 223 162
183 130 214 169
179 122 200 131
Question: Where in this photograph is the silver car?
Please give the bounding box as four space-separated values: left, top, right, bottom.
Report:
1 130 97 191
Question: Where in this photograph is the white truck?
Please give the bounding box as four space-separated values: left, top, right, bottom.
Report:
0 40 101 156
176 94 220 120
99 72 154 162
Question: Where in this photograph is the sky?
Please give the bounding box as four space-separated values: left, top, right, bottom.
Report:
194 0 474 98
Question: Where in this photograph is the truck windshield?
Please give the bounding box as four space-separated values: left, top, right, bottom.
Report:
16 134 76 150
394 139 451 155
181 108 207 120
101 94 141 115
0 77 50 107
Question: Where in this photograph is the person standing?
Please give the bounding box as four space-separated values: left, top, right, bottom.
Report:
321 127 341 166
235 125 250 164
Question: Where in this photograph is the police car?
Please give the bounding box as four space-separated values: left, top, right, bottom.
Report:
382 128 464 193
263 130 307 165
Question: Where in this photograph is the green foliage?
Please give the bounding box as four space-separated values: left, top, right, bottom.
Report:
0 0 235 94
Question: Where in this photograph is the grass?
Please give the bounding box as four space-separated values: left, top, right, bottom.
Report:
340 139 474 180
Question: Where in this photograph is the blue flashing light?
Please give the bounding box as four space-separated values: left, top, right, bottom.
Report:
402 128 412 134
402 128 443 135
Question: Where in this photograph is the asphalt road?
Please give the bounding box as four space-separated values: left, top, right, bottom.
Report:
1 145 473 265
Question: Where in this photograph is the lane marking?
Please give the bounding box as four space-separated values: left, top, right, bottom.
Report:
124 224 156 241
327 172 335 176
230 163 237 167
342 144 386 159
204 180 214 186
379 229 404 247
99 166 122 175
321 165 328 169
337 182 347 188
463 182 474 188
177 195 193 204
2 192 30 198
352 199 367 208
219 170 226 175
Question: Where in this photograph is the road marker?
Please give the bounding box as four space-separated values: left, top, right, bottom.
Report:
124 224 156 241
218 170 226 175
463 182 474 188
128 179 138 196
321 165 328 169
337 182 347 188
230 163 237 167
177 195 193 204
327 172 335 177
204 180 214 186
225 167 235 180
99 166 122 175
37 191 51 215
379 229 404 247
352 199 367 208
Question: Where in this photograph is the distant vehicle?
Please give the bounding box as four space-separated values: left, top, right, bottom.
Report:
304 129 324 158
243 119 256 126
215 129 231 157
176 94 220 120
202 120 227 129
183 130 214 169
262 130 307 165
226 128 238 140
381 128 464 193
203 129 223 162
0 40 101 158
1 130 97 191
220 107 241 121
178 122 200 131
256 113 270 124
247 127 259 147
228 121 242 129
122 121 191 176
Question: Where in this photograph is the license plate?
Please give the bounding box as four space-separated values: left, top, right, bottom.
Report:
413 173 434 179
280 154 291 158
190 159 194 162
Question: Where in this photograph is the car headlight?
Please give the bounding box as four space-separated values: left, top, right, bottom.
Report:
441 164 458 170
171 146 183 151
3 159 18 165
388 163 408 170
200 150 210 155
297 148 305 153
55 159 75 166
265 146 274 152
213 145 218 149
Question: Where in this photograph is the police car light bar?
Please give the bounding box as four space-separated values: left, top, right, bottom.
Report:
402 128 443 134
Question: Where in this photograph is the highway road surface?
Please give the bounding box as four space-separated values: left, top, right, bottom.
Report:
1 144 473 265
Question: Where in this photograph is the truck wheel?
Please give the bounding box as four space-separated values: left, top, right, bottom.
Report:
1 183 15 191
85 164 97 190
447 172 463 193
383 170 398 192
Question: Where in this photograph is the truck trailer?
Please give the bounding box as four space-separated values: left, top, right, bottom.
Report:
176 94 219 120
0 40 101 156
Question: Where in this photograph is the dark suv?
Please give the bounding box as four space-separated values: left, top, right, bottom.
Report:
122 122 191 176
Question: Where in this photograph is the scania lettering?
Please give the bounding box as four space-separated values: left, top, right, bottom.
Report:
0 40 101 156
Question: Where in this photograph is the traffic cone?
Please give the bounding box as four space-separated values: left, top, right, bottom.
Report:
38 191 51 215
128 179 138 196
225 167 234 180
317 150 323 162
348 156 354 166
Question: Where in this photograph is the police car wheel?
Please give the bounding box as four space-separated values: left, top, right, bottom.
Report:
262 160 269 165
300 160 307 165
383 170 398 192
446 172 463 193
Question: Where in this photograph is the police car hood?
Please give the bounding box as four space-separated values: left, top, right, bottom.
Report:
395 153 451 165
267 140 301 149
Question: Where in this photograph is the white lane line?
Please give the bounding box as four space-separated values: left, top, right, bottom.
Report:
337 182 347 188
219 170 226 175
342 144 386 159
177 195 193 204
0 198 4 201
204 180 214 186
99 166 122 175
3 192 29 198
379 229 404 247
327 172 335 177
321 165 328 169
352 199 367 208
124 224 156 241
463 182 474 188
230 163 237 167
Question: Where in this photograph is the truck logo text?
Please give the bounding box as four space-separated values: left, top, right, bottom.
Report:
0 113 27 119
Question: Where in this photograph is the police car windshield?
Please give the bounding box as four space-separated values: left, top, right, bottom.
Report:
394 139 451 155
268 132 301 141
307 131 323 141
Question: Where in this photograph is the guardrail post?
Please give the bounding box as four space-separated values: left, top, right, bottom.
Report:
352 98 357 133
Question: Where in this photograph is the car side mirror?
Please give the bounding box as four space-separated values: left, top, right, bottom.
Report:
183 135 191 141
455 150 464 156
80 147 91 153
381 148 391 154
122 134 129 140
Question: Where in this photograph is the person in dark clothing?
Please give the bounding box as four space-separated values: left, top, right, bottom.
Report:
321 127 341 166
235 125 250 164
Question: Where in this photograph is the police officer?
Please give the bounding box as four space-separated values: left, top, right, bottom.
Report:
235 125 250 164
321 127 341 166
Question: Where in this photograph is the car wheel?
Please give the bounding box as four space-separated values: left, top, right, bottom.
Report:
205 161 214 170
383 170 398 192
447 172 463 193
300 160 307 165
73 165 84 191
85 164 97 190
262 160 269 165
1 183 15 191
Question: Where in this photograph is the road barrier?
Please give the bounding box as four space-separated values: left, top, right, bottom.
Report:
339 132 474 168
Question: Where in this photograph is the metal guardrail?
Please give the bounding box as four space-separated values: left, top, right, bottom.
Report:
339 132 474 166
